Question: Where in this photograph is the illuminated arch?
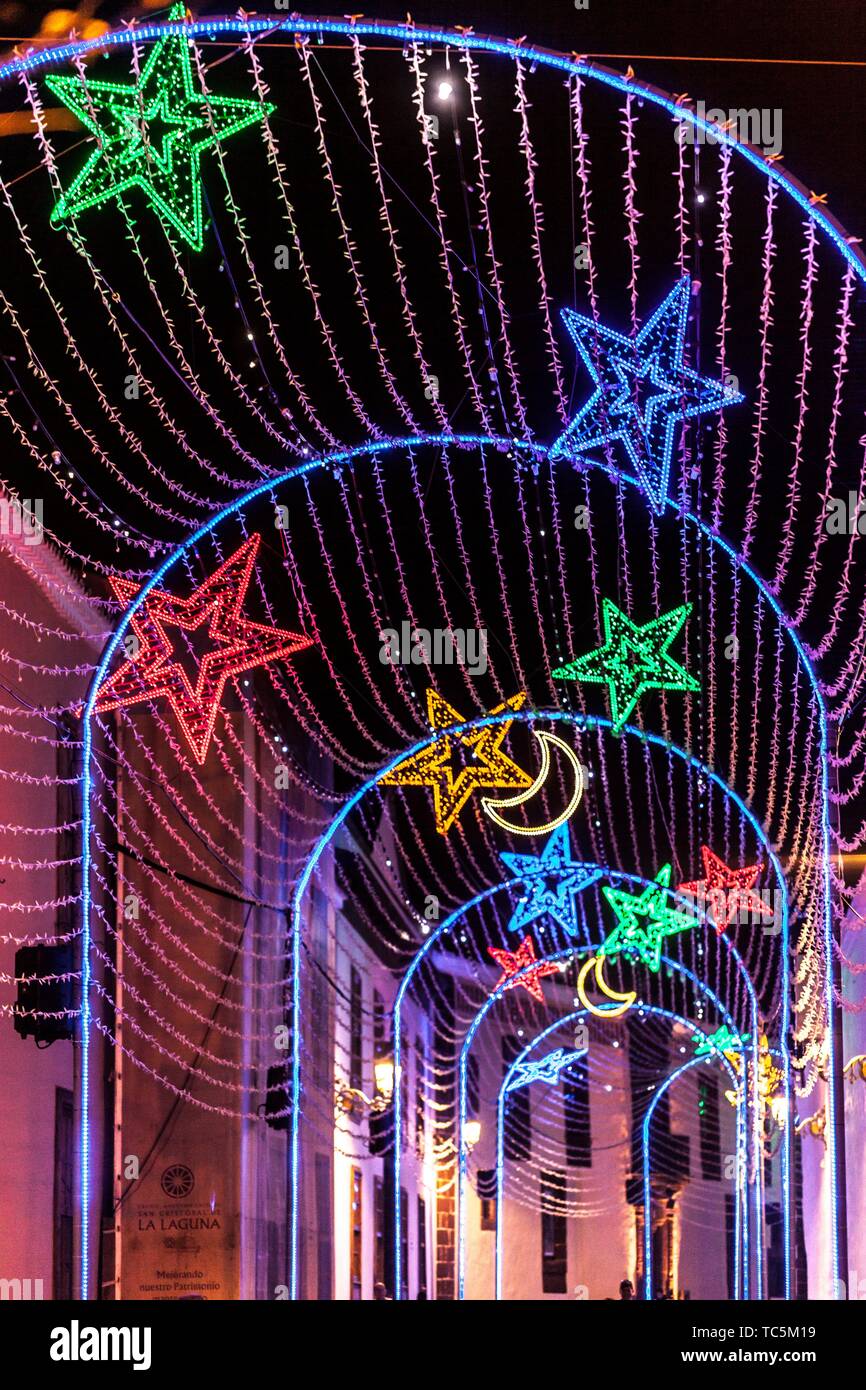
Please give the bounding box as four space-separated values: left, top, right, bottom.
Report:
455 955 752 1300
60 12 860 1301
489 1008 746 1301
297 710 786 1296
81 434 817 1301
642 1055 746 1301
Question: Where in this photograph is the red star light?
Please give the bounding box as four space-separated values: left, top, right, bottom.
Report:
96 534 313 763
488 935 560 1003
678 846 775 934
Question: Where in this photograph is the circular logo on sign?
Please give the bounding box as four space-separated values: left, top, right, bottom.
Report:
160 1164 195 1199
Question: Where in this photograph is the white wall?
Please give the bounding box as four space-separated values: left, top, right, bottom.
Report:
464 1017 751 1300
464 1032 632 1301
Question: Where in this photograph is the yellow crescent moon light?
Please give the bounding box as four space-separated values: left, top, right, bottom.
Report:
576 955 636 1019
481 731 584 835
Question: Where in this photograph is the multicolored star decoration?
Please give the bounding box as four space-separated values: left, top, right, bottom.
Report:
552 598 699 734
487 936 560 1003
679 846 775 935
505 1047 586 1092
95 534 313 764
692 1024 750 1059
550 275 744 513
45 4 274 250
500 822 602 936
723 1033 784 1115
379 689 534 835
600 864 698 973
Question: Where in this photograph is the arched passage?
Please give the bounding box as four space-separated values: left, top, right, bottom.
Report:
53 14 860 1303
456 988 748 1300
81 441 829 1301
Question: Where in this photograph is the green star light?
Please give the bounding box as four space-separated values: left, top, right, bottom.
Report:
693 1024 750 1058
45 4 274 250
551 597 699 733
600 864 697 973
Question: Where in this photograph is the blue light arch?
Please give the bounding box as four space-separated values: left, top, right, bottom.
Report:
455 967 750 1300
482 1005 747 1301
56 11 856 1302
79 433 830 1299
641 1052 746 1301
392 852 771 1299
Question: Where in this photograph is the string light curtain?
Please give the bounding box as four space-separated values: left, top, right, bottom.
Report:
0 14 862 1296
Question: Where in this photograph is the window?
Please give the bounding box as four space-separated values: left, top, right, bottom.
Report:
477 1168 497 1231
766 1202 785 1300
373 990 387 1060
373 1176 385 1288
698 1076 722 1181
349 966 363 1092
350 1167 363 1299
55 718 79 940
311 910 330 1093
402 1038 411 1150
564 1063 591 1168
540 1170 567 1294
503 1035 530 1161
466 1054 480 1118
417 1195 428 1298
724 1193 736 1299
415 1034 426 1158
53 1087 74 1300
400 1188 409 1301
315 1154 333 1300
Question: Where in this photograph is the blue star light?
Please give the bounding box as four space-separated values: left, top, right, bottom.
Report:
550 276 744 513
506 1048 586 1092
501 823 601 936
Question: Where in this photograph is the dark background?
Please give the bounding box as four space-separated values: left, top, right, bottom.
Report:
5 1 865 239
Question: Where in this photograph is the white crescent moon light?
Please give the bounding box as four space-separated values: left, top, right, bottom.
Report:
481 730 584 835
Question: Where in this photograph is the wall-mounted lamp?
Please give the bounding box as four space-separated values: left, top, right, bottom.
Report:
794 1107 826 1147
464 1120 482 1150
374 1057 395 1104
336 1056 395 1118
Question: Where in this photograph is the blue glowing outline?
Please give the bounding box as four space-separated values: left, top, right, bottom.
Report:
387 717 778 1299
500 823 604 936
455 963 746 1300
4 13 864 292
642 1053 745 1300
77 432 831 1293
550 276 744 512
503 1046 587 1092
495 1010 588 1303
32 13 848 1298
491 1008 745 1302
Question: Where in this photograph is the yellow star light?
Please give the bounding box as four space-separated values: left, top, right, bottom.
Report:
379 690 533 834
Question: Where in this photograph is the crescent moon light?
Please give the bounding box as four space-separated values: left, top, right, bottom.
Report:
481 731 584 835
576 954 636 1019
